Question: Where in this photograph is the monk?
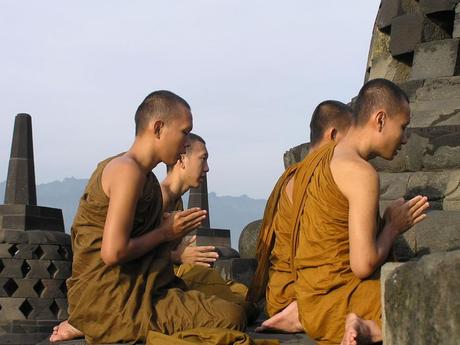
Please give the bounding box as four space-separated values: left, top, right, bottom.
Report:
292 79 430 344
248 100 353 332
161 132 248 300
50 91 247 344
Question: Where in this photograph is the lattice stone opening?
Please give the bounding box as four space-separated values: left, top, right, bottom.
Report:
33 280 45 297
49 300 59 318
60 281 67 295
4 278 18 296
8 244 19 257
19 299 33 318
58 246 69 260
33 246 45 259
0 260 4 274
47 262 57 278
21 260 31 277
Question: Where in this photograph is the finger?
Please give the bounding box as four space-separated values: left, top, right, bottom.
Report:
194 262 211 267
412 201 430 219
183 219 203 233
196 256 217 262
195 246 216 252
179 208 204 217
198 252 219 259
406 195 425 208
185 235 197 246
412 213 427 226
181 210 207 224
183 216 206 230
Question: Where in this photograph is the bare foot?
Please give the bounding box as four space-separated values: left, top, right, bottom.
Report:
340 313 382 345
49 320 84 343
255 301 303 333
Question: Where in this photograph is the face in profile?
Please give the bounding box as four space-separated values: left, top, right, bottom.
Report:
380 102 410 160
181 140 209 188
161 108 193 165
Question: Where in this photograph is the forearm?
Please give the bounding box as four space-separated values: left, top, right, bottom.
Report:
103 227 168 265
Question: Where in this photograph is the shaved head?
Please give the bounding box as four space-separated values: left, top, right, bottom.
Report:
134 90 191 135
309 100 353 146
352 78 409 126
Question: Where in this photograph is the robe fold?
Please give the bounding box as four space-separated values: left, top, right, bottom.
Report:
67 155 247 344
246 162 298 316
292 142 381 345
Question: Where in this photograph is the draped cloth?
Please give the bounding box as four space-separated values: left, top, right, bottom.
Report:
66 155 248 344
246 163 298 316
292 142 381 345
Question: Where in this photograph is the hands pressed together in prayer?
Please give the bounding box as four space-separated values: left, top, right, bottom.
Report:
170 235 219 267
383 195 430 235
160 208 207 241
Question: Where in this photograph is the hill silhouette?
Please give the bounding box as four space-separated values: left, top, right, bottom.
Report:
0 178 266 249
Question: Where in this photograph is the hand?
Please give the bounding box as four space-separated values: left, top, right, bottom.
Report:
383 196 429 235
170 235 219 266
160 208 207 242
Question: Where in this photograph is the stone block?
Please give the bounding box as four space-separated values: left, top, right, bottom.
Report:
214 246 239 260
0 229 71 246
194 228 231 247
384 250 460 345
25 260 54 279
214 258 257 288
379 172 411 200
411 39 460 79
377 0 401 31
238 219 262 259
380 262 404 340
0 259 27 278
398 79 425 101
51 260 72 279
454 4 460 38
0 297 27 320
419 0 459 15
283 143 310 169
392 210 460 259
55 297 69 320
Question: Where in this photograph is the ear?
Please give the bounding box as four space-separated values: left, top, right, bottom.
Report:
330 128 337 141
179 154 186 169
152 120 164 138
376 111 386 132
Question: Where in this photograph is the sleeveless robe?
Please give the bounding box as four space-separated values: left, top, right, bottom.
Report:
67 155 247 344
292 142 381 345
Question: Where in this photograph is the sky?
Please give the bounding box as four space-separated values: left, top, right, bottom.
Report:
0 1 381 200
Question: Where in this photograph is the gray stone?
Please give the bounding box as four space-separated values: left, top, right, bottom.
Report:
214 246 239 260
238 219 262 258
213 258 257 288
419 0 459 14
392 210 460 259
0 259 27 279
4 114 37 206
411 39 460 80
380 262 404 340
188 175 210 228
377 0 402 31
0 230 71 246
384 250 460 345
283 143 309 169
454 4 460 38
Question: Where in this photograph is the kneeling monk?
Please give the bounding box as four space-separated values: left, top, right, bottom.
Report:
293 79 429 344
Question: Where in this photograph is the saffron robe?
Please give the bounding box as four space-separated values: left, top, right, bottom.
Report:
247 162 298 317
292 142 381 345
67 155 247 344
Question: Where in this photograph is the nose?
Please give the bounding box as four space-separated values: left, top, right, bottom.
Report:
204 161 209 173
401 130 409 145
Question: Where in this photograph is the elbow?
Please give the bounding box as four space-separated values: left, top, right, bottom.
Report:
101 248 126 266
350 262 376 280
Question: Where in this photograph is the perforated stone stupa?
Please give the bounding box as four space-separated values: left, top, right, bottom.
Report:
0 114 72 345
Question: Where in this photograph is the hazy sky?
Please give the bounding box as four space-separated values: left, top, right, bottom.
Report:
0 1 381 199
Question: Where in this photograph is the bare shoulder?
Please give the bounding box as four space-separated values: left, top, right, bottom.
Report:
102 155 146 197
330 149 379 199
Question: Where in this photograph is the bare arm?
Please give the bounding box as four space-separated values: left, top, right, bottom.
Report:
100 159 206 266
333 159 428 279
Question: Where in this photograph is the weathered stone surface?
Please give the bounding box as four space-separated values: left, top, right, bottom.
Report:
384 250 460 345
283 143 309 169
454 4 460 38
214 246 239 259
411 39 460 79
214 258 257 288
392 210 460 260
377 0 402 31
379 170 460 210
4 114 37 206
238 219 262 258
380 262 404 340
0 230 71 246
419 0 459 14
188 175 210 228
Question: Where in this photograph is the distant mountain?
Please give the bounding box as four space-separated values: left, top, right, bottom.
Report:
0 178 266 249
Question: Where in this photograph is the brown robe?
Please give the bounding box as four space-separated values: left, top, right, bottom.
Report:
67 156 247 344
292 142 381 345
247 164 298 317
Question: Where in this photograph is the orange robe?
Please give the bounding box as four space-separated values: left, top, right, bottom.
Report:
247 163 298 316
292 142 381 345
67 156 247 344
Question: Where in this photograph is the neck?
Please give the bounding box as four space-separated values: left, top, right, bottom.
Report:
339 126 374 160
126 136 162 174
161 170 189 211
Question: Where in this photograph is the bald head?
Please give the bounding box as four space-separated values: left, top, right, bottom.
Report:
134 90 191 135
353 78 409 127
185 133 206 155
309 100 353 147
